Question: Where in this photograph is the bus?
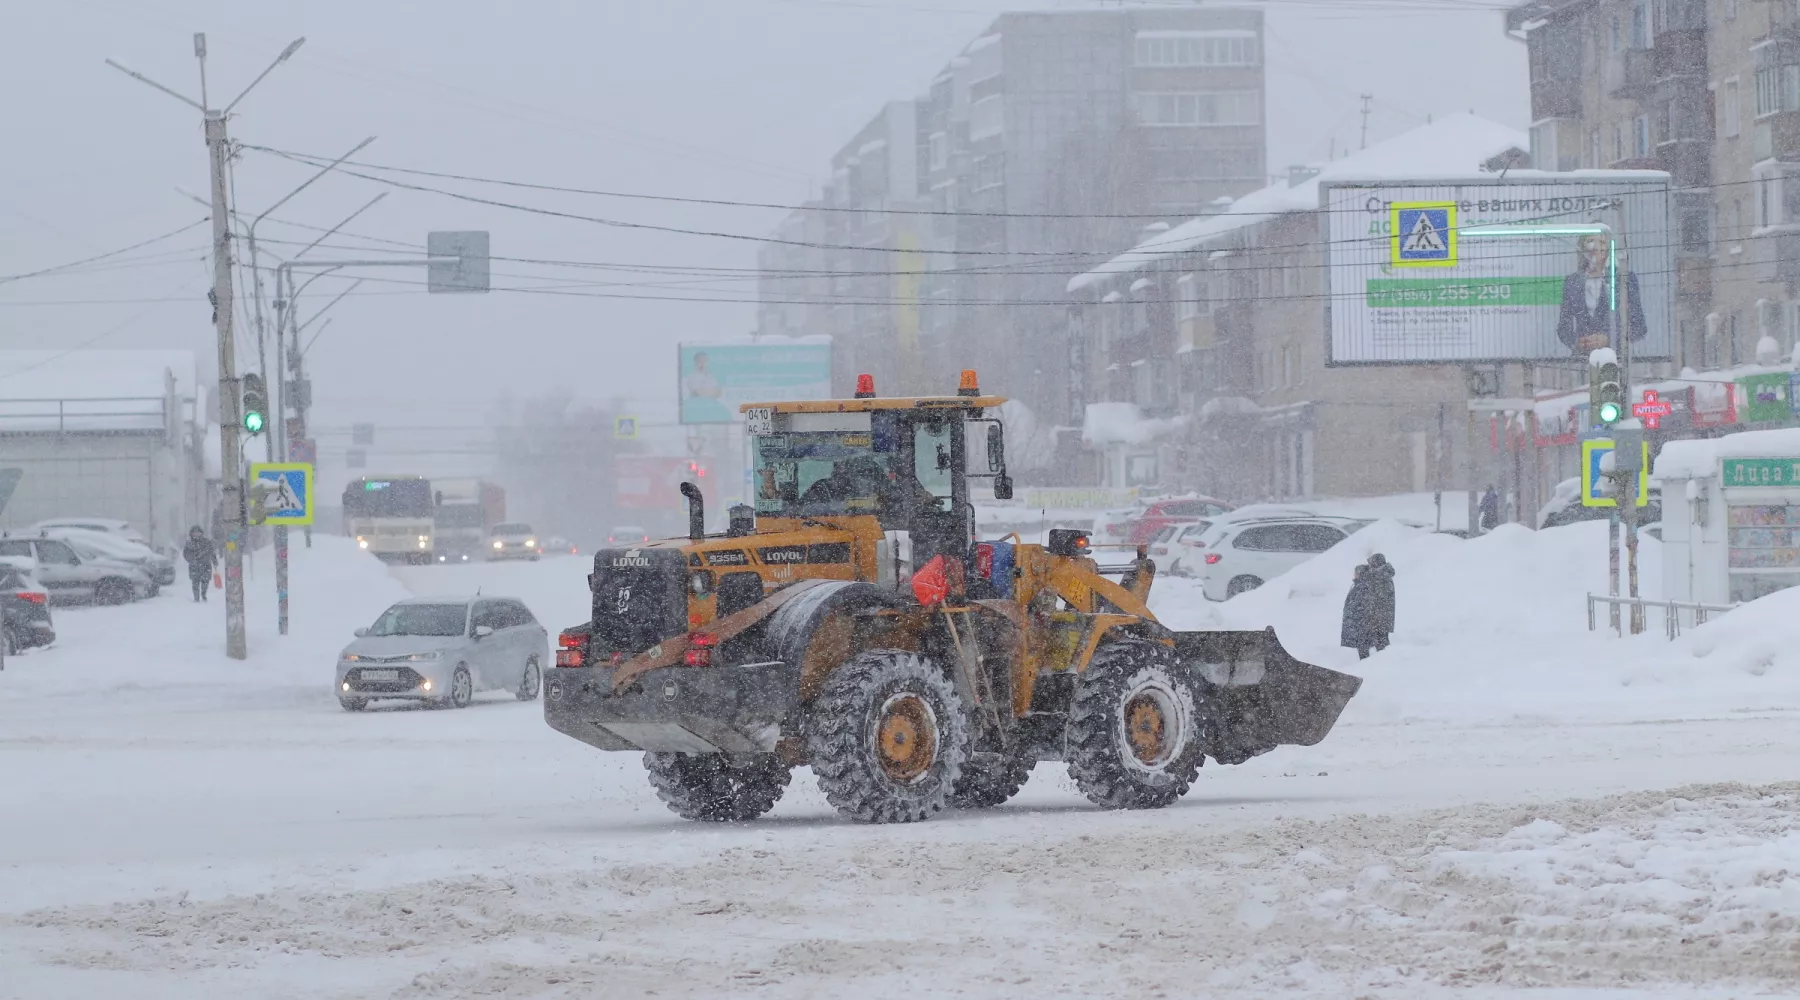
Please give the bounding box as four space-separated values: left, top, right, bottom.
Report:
430 478 506 561
343 476 435 563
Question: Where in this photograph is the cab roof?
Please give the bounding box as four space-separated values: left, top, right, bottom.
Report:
742 394 1007 414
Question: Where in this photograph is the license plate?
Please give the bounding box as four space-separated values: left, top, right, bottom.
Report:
360 668 399 682
745 407 774 434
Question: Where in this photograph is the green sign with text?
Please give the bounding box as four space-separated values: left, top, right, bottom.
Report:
1721 457 1800 488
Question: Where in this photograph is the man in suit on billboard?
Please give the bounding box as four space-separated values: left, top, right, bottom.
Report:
1557 234 1647 356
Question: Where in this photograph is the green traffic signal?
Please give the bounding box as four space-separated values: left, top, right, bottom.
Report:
1596 400 1623 424
1589 359 1624 427
241 373 268 435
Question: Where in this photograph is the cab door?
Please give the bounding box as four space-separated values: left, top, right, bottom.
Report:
467 600 508 689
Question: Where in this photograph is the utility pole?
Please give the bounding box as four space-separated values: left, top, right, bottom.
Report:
109 32 306 660
1359 94 1374 150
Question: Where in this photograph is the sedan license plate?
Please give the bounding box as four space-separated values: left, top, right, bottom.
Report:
360 668 399 682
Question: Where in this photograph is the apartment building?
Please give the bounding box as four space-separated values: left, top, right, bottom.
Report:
1512 0 1800 374
756 7 1269 431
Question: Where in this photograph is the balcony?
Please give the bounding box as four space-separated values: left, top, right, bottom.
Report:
1608 48 1655 99
1755 111 1800 163
1769 0 1800 43
1530 85 1581 123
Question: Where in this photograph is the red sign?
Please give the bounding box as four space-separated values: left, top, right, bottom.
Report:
615 456 698 511
1632 390 1673 430
288 438 316 464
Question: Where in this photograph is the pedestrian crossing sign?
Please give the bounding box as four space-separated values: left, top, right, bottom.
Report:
1390 202 1457 267
249 463 314 526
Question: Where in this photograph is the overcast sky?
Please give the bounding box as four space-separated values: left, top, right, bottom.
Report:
0 0 1525 478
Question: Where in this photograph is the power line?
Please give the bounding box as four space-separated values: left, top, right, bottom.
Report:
0 218 208 285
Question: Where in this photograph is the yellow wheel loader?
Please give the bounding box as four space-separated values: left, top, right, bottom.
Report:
545 371 1361 823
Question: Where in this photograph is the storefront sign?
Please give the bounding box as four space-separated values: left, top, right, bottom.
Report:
1721 457 1800 488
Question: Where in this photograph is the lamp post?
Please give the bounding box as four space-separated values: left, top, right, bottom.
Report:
107 33 305 660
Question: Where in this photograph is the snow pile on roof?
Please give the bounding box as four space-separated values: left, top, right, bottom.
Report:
0 350 199 433
1068 112 1530 293
1081 401 1185 447
1655 426 1800 480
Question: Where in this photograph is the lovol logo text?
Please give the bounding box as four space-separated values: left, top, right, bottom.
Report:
611 556 652 568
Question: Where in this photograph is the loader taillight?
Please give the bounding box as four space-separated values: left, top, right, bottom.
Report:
1204 553 1222 565
975 543 994 579
556 631 589 668
684 632 718 667
16 591 46 605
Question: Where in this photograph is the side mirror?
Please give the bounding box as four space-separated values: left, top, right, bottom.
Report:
993 473 1014 501
474 625 494 638
986 423 1005 472
354 627 369 637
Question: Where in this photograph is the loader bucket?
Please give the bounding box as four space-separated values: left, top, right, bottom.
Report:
1172 627 1362 765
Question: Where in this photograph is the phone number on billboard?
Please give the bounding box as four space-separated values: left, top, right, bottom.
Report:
1364 277 1562 309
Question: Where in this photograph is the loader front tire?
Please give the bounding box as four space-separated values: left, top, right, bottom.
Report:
1066 639 1203 810
807 649 968 824
952 750 1033 809
643 752 792 822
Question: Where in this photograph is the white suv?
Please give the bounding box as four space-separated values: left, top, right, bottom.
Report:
1188 516 1368 601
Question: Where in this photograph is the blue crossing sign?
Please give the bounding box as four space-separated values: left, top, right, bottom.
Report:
1390 202 1457 267
249 463 314 526
1579 439 1649 508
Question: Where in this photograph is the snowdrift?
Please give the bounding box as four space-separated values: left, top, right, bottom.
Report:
1149 519 1800 725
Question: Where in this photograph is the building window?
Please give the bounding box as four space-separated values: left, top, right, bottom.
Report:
1634 114 1651 156
1631 0 1649 47
1176 273 1201 319
972 153 1004 191
1134 32 1260 68
927 131 948 171
1609 14 1622 52
1725 0 1738 19
1664 99 1679 142
1723 77 1741 136
969 95 1004 140
1134 91 1261 127
1589 127 1601 167
1611 121 1625 161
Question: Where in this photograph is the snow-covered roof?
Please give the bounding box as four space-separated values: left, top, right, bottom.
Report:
1655 427 1800 481
1067 113 1532 293
1082 401 1187 447
0 350 199 433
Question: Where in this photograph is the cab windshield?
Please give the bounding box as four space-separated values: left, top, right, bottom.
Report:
753 430 899 517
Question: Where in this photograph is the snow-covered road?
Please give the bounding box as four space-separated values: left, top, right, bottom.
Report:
3 532 1799 998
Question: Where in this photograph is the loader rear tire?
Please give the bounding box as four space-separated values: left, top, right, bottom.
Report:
951 751 1033 809
1066 639 1203 810
807 649 968 824
644 752 792 822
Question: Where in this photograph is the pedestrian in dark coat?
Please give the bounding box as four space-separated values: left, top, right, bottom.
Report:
1366 552 1396 651
182 526 216 602
1341 563 1376 659
1478 485 1500 532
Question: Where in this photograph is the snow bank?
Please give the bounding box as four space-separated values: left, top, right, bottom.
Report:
1151 516 1800 724
1655 425 1800 480
1081 401 1185 447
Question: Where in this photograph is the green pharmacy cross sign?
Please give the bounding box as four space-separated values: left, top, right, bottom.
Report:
1722 458 1800 488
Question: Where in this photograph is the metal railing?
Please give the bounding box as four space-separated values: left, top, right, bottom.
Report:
1586 593 1737 640
0 397 169 434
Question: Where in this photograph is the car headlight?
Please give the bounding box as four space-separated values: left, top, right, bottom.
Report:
342 653 362 662
493 540 504 549
525 539 536 547
358 539 369 549
406 650 442 661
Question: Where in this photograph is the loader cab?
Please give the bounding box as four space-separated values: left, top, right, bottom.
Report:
744 371 1011 571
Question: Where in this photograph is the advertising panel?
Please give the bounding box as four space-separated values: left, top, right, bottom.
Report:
1323 177 1675 364
678 341 832 425
615 456 697 511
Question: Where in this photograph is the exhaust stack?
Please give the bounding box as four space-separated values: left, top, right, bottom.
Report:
679 482 705 541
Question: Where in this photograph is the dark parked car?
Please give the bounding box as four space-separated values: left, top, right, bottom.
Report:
0 563 56 653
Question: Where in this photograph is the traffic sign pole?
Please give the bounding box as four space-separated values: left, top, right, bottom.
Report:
249 463 314 638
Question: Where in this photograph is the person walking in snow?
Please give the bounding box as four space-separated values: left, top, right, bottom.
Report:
1478 485 1500 533
1340 563 1377 660
1366 552 1396 652
182 526 216 603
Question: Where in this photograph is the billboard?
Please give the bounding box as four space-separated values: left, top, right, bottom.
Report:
1323 177 1675 364
615 455 698 511
678 341 832 424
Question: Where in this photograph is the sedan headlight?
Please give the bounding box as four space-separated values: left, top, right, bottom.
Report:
493 540 504 549
342 653 362 662
406 650 442 661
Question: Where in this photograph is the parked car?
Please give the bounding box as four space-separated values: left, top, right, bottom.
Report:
1538 477 1662 529
0 563 55 653
0 534 154 605
606 525 650 545
486 522 540 562
335 596 549 710
1163 521 1216 577
1188 516 1369 601
41 527 175 586
29 517 149 546
542 535 579 556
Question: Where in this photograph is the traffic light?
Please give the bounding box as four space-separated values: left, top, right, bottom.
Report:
241 373 268 435
1589 358 1624 426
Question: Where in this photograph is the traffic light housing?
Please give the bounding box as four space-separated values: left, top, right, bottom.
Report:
241 373 268 435
1590 360 1624 426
